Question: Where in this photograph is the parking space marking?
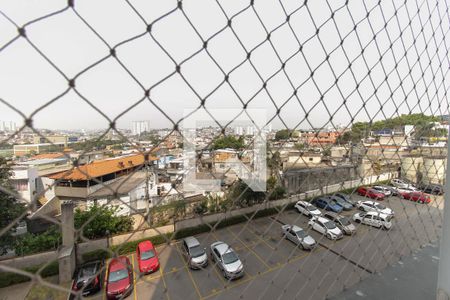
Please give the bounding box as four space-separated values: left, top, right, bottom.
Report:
159 267 170 300
226 228 271 270
174 243 203 299
102 258 110 300
131 254 137 300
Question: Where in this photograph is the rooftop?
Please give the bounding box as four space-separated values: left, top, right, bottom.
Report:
48 154 157 181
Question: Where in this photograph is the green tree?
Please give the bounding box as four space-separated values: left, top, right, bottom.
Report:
74 204 134 239
275 129 290 140
211 136 245 150
14 226 61 256
0 157 26 255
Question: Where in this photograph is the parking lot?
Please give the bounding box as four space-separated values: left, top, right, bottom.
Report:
85 193 443 300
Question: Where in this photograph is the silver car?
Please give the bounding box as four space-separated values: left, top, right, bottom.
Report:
210 241 244 280
181 236 208 269
323 213 356 235
281 224 317 250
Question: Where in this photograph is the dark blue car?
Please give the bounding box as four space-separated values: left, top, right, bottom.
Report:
311 197 343 213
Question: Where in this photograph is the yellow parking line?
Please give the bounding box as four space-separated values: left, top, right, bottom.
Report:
102 258 110 300
173 244 203 299
131 254 137 300
226 228 271 269
160 266 170 300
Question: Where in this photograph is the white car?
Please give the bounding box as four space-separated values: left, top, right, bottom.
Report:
294 201 322 218
372 186 392 196
281 224 317 250
308 216 343 240
356 200 394 216
391 179 414 189
395 186 419 194
353 211 393 230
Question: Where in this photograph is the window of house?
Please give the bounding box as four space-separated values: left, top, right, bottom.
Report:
309 158 313 161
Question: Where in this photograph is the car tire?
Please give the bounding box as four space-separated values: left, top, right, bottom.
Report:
355 219 361 223
326 233 332 239
222 269 228 279
359 207 364 211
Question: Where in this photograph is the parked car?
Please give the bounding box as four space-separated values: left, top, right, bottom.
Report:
311 197 343 213
357 186 385 200
391 178 415 189
356 200 394 216
418 183 444 195
322 213 356 235
72 260 104 297
210 241 244 280
353 211 393 230
308 216 344 240
372 185 392 196
329 196 353 211
294 200 322 218
181 236 208 269
136 240 160 274
401 191 431 204
395 186 420 198
106 256 133 300
281 224 317 250
333 193 356 206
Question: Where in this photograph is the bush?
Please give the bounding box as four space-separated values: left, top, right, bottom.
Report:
14 226 61 256
74 204 134 239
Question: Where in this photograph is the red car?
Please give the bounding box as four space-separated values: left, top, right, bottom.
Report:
136 241 160 274
357 186 385 200
402 192 431 204
106 256 133 299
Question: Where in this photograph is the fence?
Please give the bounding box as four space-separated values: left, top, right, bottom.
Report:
0 0 449 299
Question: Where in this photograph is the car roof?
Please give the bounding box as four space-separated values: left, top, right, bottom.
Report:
290 225 303 231
324 212 338 218
184 236 200 247
297 200 311 205
364 211 390 218
362 200 376 204
315 216 331 223
213 242 233 255
109 256 129 272
138 240 154 252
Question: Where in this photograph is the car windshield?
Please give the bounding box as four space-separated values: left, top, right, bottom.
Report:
295 229 307 238
329 200 337 206
140 250 155 260
324 221 336 229
339 217 351 226
189 245 205 258
307 205 317 211
222 251 239 264
375 203 386 210
108 269 128 283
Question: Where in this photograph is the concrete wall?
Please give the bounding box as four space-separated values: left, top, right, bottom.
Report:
284 165 358 194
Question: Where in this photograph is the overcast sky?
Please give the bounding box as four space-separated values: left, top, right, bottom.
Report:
0 0 449 131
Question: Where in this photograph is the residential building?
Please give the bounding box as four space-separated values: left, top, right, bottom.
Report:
47 154 157 201
13 142 67 157
32 135 68 145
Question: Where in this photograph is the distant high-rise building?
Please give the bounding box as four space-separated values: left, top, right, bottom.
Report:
0 120 17 132
132 120 150 136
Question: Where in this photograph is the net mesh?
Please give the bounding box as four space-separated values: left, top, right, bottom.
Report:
0 0 449 299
